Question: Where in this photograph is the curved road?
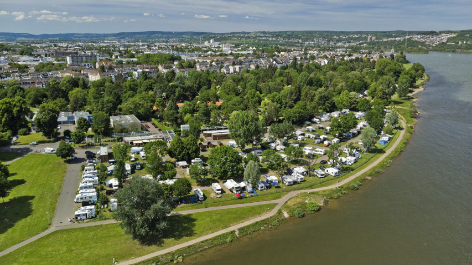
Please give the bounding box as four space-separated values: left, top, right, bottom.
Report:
0 119 406 263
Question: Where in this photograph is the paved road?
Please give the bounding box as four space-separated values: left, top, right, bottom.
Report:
0 119 406 262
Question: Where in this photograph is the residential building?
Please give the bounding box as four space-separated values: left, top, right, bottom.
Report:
110 115 141 129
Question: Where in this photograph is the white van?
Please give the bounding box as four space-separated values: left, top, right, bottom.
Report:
211 183 222 195
139 151 146 160
74 192 97 203
83 166 95 173
81 177 99 185
297 136 305 141
44 147 56 154
78 188 96 194
325 168 341 177
78 183 94 191
314 148 325 155
194 188 204 201
251 150 263 156
314 169 326 178
282 176 294 186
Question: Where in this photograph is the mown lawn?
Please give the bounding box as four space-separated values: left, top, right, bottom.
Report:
151 118 172 131
0 152 24 163
1 204 277 265
0 154 67 252
14 133 49 145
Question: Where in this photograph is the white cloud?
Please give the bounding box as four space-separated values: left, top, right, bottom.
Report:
195 14 212 19
130 19 136 22
62 12 68 15
245 15 259 20
156 14 165 18
37 14 68 22
219 15 227 18
68 16 101 23
181 13 185 15
123 20 128 22
143 12 150 16
12 12 25 20
0 11 10 15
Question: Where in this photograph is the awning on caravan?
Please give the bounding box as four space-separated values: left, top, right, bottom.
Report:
142 140 150 143
133 140 143 144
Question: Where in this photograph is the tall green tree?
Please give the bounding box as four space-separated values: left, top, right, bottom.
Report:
227 110 263 149
56 140 75 160
361 127 377 152
197 103 211 124
113 160 127 188
112 143 130 162
261 149 283 170
189 164 208 183
144 140 167 156
161 162 177 180
146 151 163 178
244 160 261 187
207 145 243 180
173 178 192 197
91 111 110 136
183 135 200 161
71 130 86 145
168 136 186 161
385 109 399 127
34 102 59 138
0 164 10 203
330 113 357 137
113 177 172 241
76 117 90 132
270 120 295 139
0 96 29 134
284 145 303 165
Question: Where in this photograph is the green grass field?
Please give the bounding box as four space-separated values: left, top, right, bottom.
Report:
14 133 49 145
0 154 67 252
151 118 172 131
0 152 24 163
1 204 277 265
403 63 412 70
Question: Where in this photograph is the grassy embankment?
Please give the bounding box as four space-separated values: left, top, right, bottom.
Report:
0 154 67 252
1 204 276 265
0 152 24 163
14 133 49 145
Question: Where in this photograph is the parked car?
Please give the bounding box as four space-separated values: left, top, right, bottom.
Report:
85 151 93 155
136 162 141 170
319 165 326 170
57 126 61 129
320 160 327 164
29 142 38 146
70 155 76 160
108 159 117 164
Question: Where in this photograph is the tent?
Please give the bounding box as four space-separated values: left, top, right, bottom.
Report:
379 141 387 145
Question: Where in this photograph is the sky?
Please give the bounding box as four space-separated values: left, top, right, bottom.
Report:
0 0 471 34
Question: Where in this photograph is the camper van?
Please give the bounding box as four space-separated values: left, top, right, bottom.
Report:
139 151 146 160
125 163 131 175
110 199 118 212
314 148 325 155
293 174 305 182
282 176 294 186
194 188 204 201
314 169 326 178
191 158 203 165
227 140 238 147
78 188 96 195
297 135 305 141
44 147 56 154
323 141 331 147
82 172 97 179
325 168 341 177
81 177 99 185
74 192 97 203
211 183 222 195
74 205 96 220
251 150 263 156
83 166 95 173
332 138 340 144
264 175 279 185
293 167 308 176
276 145 285 151
255 181 268 191
131 147 143 153
78 183 94 191
224 179 241 194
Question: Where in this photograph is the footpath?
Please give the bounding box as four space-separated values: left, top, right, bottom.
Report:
0 119 406 263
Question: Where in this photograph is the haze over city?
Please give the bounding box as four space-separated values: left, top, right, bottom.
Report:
1 0 472 34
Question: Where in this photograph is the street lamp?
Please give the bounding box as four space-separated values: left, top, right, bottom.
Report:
46 212 50 225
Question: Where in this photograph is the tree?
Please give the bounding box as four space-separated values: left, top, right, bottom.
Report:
0 164 10 202
63 129 71 139
333 90 351 110
284 145 303 165
261 149 283 170
244 160 261 187
330 113 357 138
34 103 59 138
270 121 295 139
161 162 177 180
144 140 167 156
397 75 411 98
197 103 211 124
91 111 110 136
71 130 86 145
69 88 87 111
228 111 263 150
98 163 108 183
207 145 243 180
56 140 75 160
189 164 208 183
243 153 260 165
113 177 172 241
181 120 201 139
173 178 192 197
119 94 154 120
183 135 200 161
326 143 341 165
113 161 127 188
112 143 130 162
385 109 399 126
357 98 371 112
168 136 185 161
146 151 163 178
76 117 90 132
369 118 384 135
0 97 29 134
361 127 377 152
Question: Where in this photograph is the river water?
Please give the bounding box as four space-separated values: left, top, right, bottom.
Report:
184 52 472 265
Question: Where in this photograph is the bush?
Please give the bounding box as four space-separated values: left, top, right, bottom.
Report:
294 208 304 218
306 202 320 213
349 183 359 190
81 164 85 171
18 128 29 136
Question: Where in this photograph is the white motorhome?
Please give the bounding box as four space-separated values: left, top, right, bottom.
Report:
311 118 320 123
227 140 238 147
194 188 204 201
81 177 99 185
83 166 95 173
131 147 143 153
269 143 277 150
255 181 268 191
212 183 222 195
297 136 305 141
303 147 313 153
324 141 331 147
78 188 96 195
125 163 131 175
320 135 329 141
332 138 340 144
293 167 308 176
74 205 96 220
176 161 189 168
139 151 146 160
251 150 263 156
276 145 285 151
74 192 97 203
325 167 341 177
78 183 94 191
82 172 97 179
106 178 119 190
44 147 56 154
191 158 203 165
224 179 241 194
314 169 326 178
110 199 118 212
282 175 294 186
293 173 305 182
264 175 279 185
314 148 326 155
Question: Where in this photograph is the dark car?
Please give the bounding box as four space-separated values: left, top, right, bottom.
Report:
85 151 93 155
320 160 327 164
319 165 326 170
108 159 117 164
136 162 141 170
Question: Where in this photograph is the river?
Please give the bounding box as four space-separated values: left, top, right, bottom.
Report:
184 52 472 265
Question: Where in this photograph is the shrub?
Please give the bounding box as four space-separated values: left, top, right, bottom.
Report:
81 164 85 171
306 202 320 213
294 207 304 218
349 183 359 190
18 128 29 136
